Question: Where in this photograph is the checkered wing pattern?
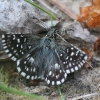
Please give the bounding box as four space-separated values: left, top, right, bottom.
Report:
2 28 87 85
2 33 36 61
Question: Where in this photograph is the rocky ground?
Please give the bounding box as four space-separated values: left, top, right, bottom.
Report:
0 0 100 100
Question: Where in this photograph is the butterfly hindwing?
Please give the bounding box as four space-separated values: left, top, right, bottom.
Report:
16 40 67 85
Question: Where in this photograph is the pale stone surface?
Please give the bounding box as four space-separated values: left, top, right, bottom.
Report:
0 0 40 33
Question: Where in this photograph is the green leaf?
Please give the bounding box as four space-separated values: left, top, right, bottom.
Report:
0 83 45 100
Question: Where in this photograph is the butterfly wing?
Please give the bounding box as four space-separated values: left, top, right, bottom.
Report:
2 33 39 61
57 43 87 74
16 48 40 80
45 43 87 85
16 39 67 85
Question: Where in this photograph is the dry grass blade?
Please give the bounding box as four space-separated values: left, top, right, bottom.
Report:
71 93 100 100
47 0 77 19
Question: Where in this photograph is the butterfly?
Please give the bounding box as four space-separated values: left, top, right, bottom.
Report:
2 24 87 85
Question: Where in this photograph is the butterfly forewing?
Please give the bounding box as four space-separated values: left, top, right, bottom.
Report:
2 34 36 61
57 44 87 74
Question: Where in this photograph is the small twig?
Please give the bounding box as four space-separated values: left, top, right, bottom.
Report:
86 61 93 69
47 0 77 19
71 93 99 100
36 0 57 15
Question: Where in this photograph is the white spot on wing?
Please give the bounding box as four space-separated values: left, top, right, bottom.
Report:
17 67 21 72
34 75 37 79
63 62 66 64
47 80 50 84
67 49 69 53
24 61 26 64
17 39 20 43
70 58 72 61
11 47 14 50
73 63 75 65
56 75 59 79
8 53 12 57
13 50 17 53
21 72 26 77
82 60 85 63
80 62 83 66
52 81 55 85
45 78 47 81
31 76 34 80
69 63 71 67
60 70 62 73
26 68 29 71
2 35 5 38
2 40 5 43
66 69 70 74
21 52 24 54
26 75 30 79
64 73 67 78
29 57 34 63
78 64 81 68
71 68 74 72
13 35 15 40
76 51 79 56
33 67 35 72
24 38 26 42
11 57 16 61
61 78 64 83
2 43 6 46
66 56 68 60
60 54 62 56
16 44 19 47
71 52 74 56
52 74 54 77
5 49 9 53
55 63 60 69
26 54 30 58
21 45 23 48
17 60 20 66
84 56 87 60
71 47 74 50
3 46 7 49
75 66 78 71
30 68 33 72
49 71 52 76
56 81 61 85
28 46 31 49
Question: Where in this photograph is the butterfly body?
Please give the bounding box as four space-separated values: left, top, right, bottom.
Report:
2 27 87 85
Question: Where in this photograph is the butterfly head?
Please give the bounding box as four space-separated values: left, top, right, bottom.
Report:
47 27 57 39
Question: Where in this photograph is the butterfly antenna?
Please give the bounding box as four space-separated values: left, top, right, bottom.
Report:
56 32 68 43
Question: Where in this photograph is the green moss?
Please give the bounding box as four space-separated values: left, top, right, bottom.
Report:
0 67 9 85
0 67 45 100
